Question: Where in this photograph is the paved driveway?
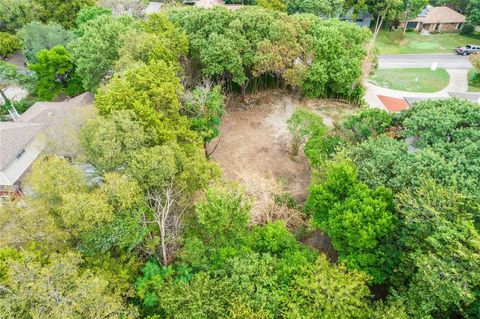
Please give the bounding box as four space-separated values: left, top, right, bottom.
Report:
378 54 472 69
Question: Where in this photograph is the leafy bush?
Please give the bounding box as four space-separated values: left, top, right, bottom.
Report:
75 5 112 28
304 133 343 167
0 32 20 59
257 0 287 12
461 23 475 35
11 97 36 113
341 108 392 143
287 107 325 156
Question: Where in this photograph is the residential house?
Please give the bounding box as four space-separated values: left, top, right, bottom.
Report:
400 5 466 33
0 93 93 193
344 8 374 28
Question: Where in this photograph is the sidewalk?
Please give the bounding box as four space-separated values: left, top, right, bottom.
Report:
365 68 469 109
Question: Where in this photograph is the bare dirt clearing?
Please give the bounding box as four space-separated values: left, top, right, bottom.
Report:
208 91 355 201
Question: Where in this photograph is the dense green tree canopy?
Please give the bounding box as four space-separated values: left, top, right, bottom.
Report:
18 21 74 63
0 0 38 33
29 45 83 100
136 188 402 318
168 7 369 101
34 0 95 29
3 4 477 319
307 160 397 283
70 14 138 91
0 251 138 318
287 0 345 17
394 181 480 318
95 59 194 143
75 5 112 29
0 33 20 59
182 84 225 144
346 99 480 200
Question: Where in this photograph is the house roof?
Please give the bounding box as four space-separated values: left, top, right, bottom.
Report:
410 5 466 24
18 92 93 124
0 92 93 173
0 122 45 170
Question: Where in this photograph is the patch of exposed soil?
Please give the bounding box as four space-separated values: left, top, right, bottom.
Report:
301 229 339 263
208 91 311 201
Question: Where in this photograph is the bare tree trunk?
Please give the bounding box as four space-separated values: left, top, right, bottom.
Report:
361 14 386 83
240 79 250 103
206 133 222 158
403 7 410 35
147 180 186 265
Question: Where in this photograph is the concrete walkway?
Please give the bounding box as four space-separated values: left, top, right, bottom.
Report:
365 68 469 109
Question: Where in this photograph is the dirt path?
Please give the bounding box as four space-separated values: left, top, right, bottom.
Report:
208 92 311 201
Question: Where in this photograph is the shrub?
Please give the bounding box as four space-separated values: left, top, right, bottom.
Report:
11 97 36 113
287 108 325 156
0 97 36 120
461 23 475 35
0 32 20 59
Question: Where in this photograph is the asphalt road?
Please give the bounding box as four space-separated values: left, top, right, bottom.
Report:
378 54 472 69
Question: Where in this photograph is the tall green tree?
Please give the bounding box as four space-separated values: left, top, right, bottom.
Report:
299 17 370 100
287 107 326 156
307 160 398 283
402 0 428 34
95 59 194 144
0 251 138 318
75 5 112 29
80 110 152 173
394 181 480 318
33 0 95 29
29 45 83 100
0 33 20 59
70 14 138 91
182 84 225 146
0 0 37 33
287 0 345 17
18 21 74 63
467 0 480 25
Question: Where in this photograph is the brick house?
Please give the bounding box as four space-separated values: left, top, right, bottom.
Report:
400 5 466 33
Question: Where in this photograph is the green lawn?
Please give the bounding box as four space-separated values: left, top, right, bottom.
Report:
369 68 450 93
468 69 480 92
376 30 480 54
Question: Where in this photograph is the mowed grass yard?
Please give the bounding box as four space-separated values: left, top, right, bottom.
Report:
369 68 450 93
376 30 480 54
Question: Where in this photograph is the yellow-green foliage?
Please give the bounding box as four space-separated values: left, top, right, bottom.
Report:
0 32 20 59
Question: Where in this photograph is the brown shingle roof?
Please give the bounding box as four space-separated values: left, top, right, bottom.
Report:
18 92 93 124
0 92 93 172
0 122 45 170
410 6 465 24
